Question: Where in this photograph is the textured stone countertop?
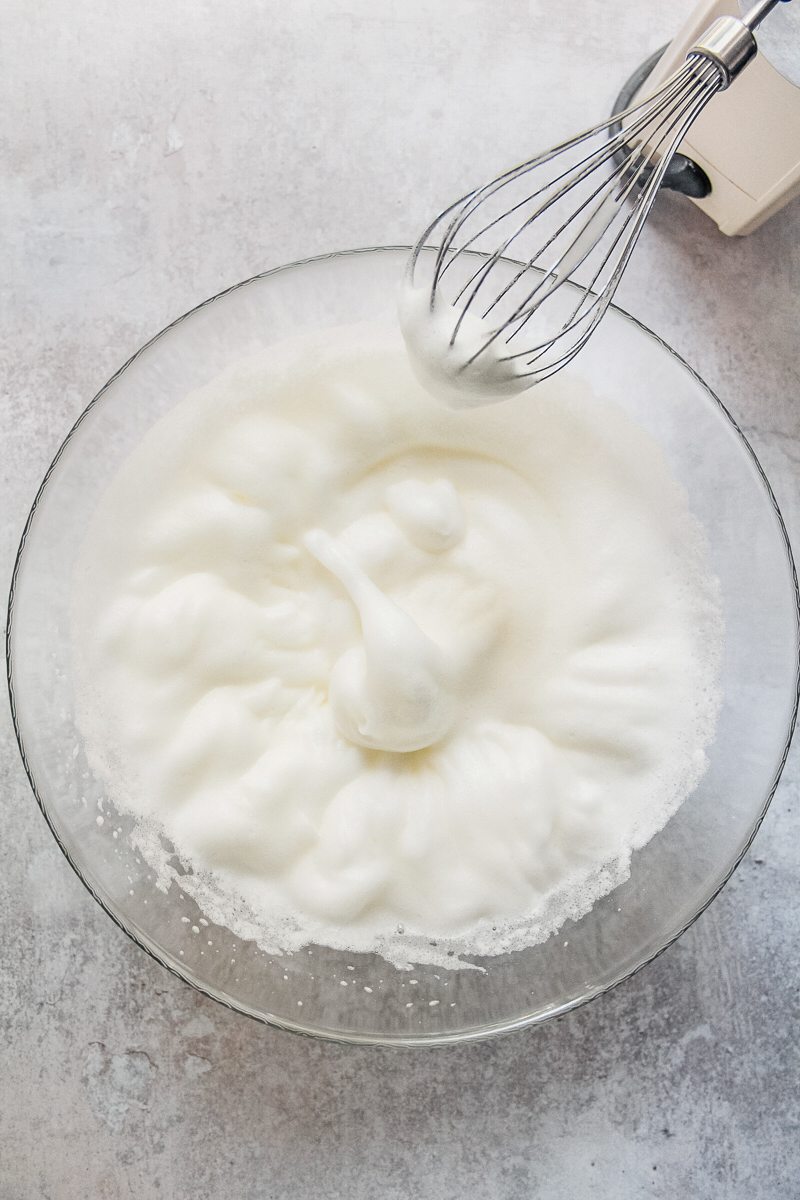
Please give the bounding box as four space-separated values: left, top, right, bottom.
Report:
2 1 798 1196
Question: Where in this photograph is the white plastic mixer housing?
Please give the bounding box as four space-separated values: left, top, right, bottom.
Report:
639 0 800 234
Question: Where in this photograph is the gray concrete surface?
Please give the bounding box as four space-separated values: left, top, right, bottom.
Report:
1 1 798 1197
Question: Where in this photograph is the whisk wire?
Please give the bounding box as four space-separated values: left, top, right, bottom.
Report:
447 63 718 352
442 63 697 320
438 61 698 295
456 59 723 370
408 47 731 387
513 61 725 379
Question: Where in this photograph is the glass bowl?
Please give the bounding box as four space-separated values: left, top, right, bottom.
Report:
7 247 799 1045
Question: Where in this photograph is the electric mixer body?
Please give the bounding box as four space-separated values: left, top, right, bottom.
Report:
630 0 800 235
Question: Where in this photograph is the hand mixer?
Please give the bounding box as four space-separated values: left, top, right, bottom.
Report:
402 0 792 400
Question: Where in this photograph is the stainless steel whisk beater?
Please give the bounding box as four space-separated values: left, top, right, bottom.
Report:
406 0 791 392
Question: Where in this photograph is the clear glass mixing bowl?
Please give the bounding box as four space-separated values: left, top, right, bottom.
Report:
7 247 799 1045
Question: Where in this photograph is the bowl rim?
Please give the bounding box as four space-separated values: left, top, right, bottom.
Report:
7 244 800 1047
